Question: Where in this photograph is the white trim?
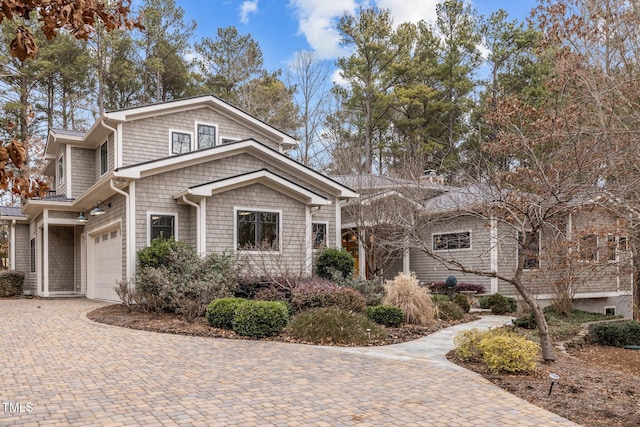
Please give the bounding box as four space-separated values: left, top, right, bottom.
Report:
110 179 134 279
47 218 84 226
182 195 205 255
220 136 240 145
311 221 329 250
432 230 472 252
86 220 122 300
403 246 410 275
9 220 15 270
335 196 341 248
99 141 109 177
116 123 123 168
358 229 366 278
200 197 206 254
195 121 219 149
305 209 313 275
535 291 632 300
489 217 498 294
65 144 72 196
233 207 282 254
147 211 178 245
169 129 194 155
604 305 616 315
80 232 86 295
43 210 49 297
129 181 136 275
176 169 331 207
115 139 358 199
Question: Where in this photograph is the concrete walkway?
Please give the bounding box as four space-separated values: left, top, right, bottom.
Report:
0 299 578 426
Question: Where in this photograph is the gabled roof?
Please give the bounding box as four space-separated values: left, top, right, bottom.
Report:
116 139 358 199
45 94 299 158
0 206 27 221
174 169 332 207
332 173 453 193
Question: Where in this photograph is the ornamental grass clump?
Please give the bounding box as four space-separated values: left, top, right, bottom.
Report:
383 272 437 326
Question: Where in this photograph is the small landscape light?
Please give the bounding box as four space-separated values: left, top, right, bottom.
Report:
548 373 560 397
366 328 371 340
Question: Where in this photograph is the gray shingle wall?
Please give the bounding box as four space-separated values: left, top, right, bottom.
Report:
94 135 114 180
122 107 283 166
71 147 94 197
56 146 67 196
14 224 30 293
48 225 74 292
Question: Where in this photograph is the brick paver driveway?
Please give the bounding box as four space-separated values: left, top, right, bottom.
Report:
1 299 576 426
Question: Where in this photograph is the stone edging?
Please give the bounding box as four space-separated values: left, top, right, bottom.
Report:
556 318 628 355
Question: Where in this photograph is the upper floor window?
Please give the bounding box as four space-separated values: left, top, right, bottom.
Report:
100 142 108 175
221 137 238 145
149 214 176 241
197 124 217 149
518 231 540 270
58 155 64 180
312 222 327 249
237 209 280 251
171 131 191 154
579 234 598 261
433 231 471 251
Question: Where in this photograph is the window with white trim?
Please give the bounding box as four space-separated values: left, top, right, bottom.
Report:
58 155 64 180
171 131 191 154
150 214 175 241
100 142 108 175
606 235 617 261
197 124 217 149
221 137 238 145
433 231 471 251
518 231 540 270
579 234 598 261
237 210 280 250
312 223 327 249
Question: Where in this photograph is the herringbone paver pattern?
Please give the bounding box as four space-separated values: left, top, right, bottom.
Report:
0 299 578 426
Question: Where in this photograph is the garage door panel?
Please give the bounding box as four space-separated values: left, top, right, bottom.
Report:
89 227 121 301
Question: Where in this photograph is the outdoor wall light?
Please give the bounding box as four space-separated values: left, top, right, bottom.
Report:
76 212 88 223
90 200 112 216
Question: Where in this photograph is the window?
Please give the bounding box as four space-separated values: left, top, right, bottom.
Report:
518 231 540 270
150 214 175 241
221 137 238 145
197 124 217 149
58 155 64 180
30 238 35 273
433 231 471 251
171 131 191 154
579 234 598 261
312 223 327 249
237 210 280 250
606 235 617 261
100 142 108 175
605 306 616 316
619 236 628 251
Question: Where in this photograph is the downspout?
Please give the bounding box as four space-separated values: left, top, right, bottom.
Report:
110 180 132 278
182 195 203 255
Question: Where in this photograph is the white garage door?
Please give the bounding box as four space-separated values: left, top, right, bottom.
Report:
89 227 122 301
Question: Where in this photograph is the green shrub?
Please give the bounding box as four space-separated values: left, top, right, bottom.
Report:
315 248 354 280
428 282 486 294
512 311 539 329
206 298 248 329
291 278 366 313
366 305 404 327
287 307 385 345
0 270 24 297
480 293 515 314
336 275 384 306
453 293 471 313
591 321 640 347
455 328 539 373
135 242 238 318
437 300 465 321
383 273 437 326
430 293 450 303
232 300 289 338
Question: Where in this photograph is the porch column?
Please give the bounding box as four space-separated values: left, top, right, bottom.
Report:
305 206 313 276
43 222 49 297
9 220 15 270
358 229 366 278
334 196 341 248
403 248 410 275
199 198 207 255
490 216 498 294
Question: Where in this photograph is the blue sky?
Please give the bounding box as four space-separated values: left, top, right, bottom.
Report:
177 0 538 73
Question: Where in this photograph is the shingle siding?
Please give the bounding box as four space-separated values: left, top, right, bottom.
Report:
122 107 283 166
71 147 94 197
48 226 74 292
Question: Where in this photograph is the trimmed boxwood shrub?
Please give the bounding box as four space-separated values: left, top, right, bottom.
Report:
291 278 366 313
436 300 465 321
206 297 248 329
0 270 24 297
232 300 290 338
480 294 516 314
366 305 404 327
591 321 640 347
453 293 471 313
315 248 354 279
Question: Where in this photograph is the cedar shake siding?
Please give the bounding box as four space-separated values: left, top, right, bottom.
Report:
121 107 283 166
48 226 74 292
71 147 95 197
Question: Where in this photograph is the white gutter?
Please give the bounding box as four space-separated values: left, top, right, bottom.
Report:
182 195 205 255
110 179 133 278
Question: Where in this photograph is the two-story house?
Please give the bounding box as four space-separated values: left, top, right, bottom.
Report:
1 95 357 301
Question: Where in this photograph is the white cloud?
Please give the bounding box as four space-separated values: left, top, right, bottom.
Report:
331 68 349 87
240 0 259 24
289 0 440 60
